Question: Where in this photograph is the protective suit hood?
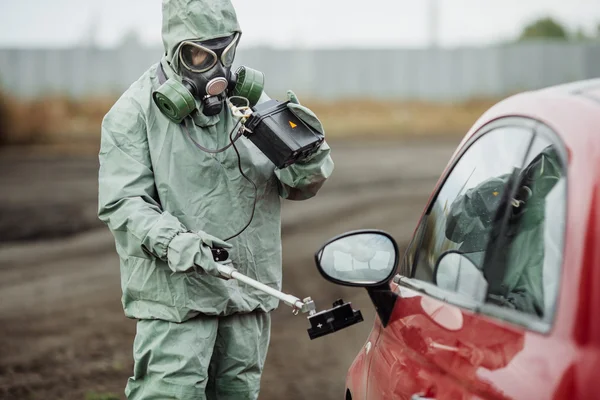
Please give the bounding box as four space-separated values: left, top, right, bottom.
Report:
162 0 242 71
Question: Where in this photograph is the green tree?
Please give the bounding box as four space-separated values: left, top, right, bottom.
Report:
574 27 590 42
519 17 569 41
571 23 600 42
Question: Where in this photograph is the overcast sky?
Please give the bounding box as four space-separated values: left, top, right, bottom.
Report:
0 0 599 49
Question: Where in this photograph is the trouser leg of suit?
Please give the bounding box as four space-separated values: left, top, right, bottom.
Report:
125 312 271 400
205 312 271 400
125 316 218 400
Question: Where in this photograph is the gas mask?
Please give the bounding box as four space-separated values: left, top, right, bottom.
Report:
519 146 562 200
153 33 265 123
510 146 562 220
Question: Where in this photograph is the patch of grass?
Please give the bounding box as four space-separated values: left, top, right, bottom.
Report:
111 360 125 372
85 392 120 400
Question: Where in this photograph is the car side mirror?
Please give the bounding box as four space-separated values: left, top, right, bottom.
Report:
434 250 488 303
315 230 400 328
315 230 399 287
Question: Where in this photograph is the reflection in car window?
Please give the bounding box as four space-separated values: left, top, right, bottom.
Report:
483 135 565 320
405 125 566 325
411 126 533 283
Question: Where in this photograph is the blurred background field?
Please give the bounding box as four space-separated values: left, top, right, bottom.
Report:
0 1 599 399
0 94 499 148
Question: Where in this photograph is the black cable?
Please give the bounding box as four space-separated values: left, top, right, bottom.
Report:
182 117 243 153
181 115 258 242
224 120 258 241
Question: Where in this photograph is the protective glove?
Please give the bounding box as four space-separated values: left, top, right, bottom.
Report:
167 231 233 278
286 90 324 135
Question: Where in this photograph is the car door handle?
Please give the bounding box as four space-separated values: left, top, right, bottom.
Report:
427 339 459 352
411 394 436 400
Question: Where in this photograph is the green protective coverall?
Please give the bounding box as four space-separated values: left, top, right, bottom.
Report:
97 1 334 398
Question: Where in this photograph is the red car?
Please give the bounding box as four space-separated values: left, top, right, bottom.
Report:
314 79 600 400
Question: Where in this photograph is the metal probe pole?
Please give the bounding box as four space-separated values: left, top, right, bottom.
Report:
217 264 315 314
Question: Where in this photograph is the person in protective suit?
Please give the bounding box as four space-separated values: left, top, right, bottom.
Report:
444 145 561 318
97 1 334 399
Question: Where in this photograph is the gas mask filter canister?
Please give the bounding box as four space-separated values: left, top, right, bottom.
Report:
153 65 265 123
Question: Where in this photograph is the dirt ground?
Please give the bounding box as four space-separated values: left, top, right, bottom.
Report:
0 139 457 400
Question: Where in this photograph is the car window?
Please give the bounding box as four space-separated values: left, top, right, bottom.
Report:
409 126 534 283
402 123 567 327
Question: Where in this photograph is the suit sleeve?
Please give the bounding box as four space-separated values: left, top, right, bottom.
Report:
98 96 216 274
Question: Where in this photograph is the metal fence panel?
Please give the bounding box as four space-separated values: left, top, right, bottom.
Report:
0 42 599 101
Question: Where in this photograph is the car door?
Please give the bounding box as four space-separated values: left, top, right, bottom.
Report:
366 118 570 399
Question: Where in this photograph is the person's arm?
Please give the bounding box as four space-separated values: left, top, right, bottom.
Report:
275 144 333 200
97 95 229 275
445 191 479 242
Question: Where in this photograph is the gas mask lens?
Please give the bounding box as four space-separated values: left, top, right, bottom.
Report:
179 33 239 73
221 35 238 67
180 42 218 73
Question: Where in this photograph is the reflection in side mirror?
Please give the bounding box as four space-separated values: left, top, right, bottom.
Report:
434 251 488 303
315 230 399 287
